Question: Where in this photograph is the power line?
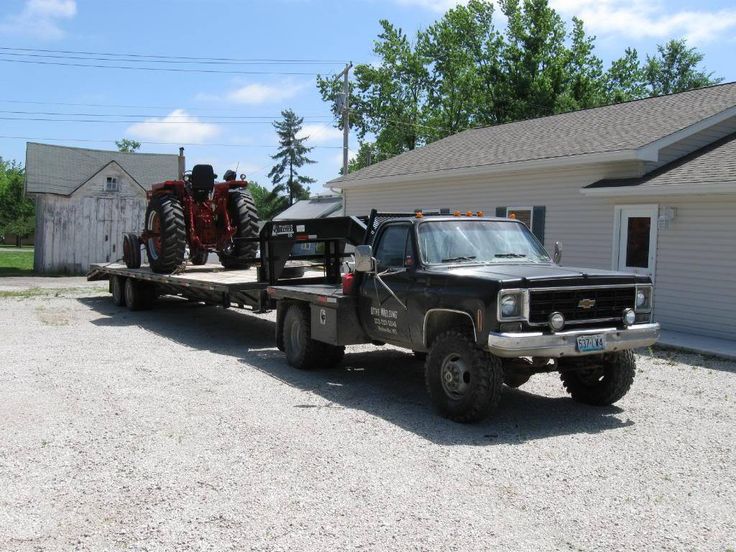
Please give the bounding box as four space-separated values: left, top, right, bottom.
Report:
0 115 331 125
0 46 347 64
0 58 324 76
0 109 332 121
0 134 345 149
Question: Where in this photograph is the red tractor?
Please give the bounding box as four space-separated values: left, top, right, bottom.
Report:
122 164 259 273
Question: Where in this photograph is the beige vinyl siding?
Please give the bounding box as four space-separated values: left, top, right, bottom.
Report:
646 196 736 339
344 162 642 270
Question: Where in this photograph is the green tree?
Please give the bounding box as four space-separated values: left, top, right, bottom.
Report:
247 181 288 220
115 138 141 153
341 142 388 174
268 109 315 206
645 39 722 96
0 159 34 247
605 48 647 103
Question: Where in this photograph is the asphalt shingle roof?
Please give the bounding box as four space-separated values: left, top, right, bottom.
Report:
587 132 736 190
25 142 179 196
330 83 736 186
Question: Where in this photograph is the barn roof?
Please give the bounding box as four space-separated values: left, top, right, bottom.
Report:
329 82 736 188
25 142 179 196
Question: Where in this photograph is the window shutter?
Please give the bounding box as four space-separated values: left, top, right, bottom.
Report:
532 206 546 244
495 207 507 218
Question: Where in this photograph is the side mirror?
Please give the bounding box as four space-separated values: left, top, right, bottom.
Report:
354 245 375 273
553 241 563 264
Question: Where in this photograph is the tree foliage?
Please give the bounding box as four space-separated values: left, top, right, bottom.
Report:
317 0 722 172
115 138 141 153
0 159 34 246
247 181 288 221
268 109 315 206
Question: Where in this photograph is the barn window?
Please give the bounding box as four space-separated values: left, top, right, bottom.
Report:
105 176 120 192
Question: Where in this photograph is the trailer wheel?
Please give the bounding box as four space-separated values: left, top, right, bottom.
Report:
282 304 343 369
425 331 503 423
219 189 259 269
122 232 141 269
559 351 636 406
124 278 156 311
111 276 126 307
144 194 186 274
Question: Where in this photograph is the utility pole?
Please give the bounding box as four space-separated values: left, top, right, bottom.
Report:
338 62 353 177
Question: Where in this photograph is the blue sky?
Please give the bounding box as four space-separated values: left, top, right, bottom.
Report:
1 0 734 192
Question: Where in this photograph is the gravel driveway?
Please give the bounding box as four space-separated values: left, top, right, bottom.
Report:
0 281 734 551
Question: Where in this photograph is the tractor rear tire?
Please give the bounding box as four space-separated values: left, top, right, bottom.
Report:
219 189 259 269
122 232 141 269
144 194 186 274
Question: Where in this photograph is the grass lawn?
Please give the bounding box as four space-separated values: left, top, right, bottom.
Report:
0 248 34 277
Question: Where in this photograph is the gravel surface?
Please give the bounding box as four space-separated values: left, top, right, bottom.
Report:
0 280 734 551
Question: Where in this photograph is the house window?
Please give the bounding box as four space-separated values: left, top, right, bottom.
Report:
105 176 120 192
506 207 533 229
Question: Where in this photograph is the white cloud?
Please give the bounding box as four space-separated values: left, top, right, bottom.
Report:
298 123 342 144
226 81 306 105
550 0 736 43
0 0 76 39
126 109 220 144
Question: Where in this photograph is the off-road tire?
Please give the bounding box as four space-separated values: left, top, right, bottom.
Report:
190 249 208 265
219 189 259 269
282 304 345 370
425 330 503 423
122 232 141 269
111 276 126 306
559 351 636 406
144 194 186 273
124 278 156 311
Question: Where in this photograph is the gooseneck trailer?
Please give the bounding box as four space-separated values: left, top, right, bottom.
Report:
90 210 659 423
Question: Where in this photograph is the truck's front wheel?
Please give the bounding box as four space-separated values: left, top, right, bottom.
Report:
559 351 636 405
283 304 344 370
425 331 503 423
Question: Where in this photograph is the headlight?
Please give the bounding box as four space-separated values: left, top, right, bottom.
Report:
501 294 519 317
498 290 527 320
635 285 652 312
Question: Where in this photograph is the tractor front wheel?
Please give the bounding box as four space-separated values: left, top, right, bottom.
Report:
144 194 186 273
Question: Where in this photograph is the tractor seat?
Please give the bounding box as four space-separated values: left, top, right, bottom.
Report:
190 164 216 202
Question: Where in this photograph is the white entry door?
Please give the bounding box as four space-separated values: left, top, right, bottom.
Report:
615 205 658 277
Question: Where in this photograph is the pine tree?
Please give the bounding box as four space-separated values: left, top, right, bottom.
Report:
268 109 315 206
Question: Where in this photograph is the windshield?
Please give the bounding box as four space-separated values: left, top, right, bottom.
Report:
418 220 550 264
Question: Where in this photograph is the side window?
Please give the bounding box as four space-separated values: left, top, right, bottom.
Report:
374 225 412 270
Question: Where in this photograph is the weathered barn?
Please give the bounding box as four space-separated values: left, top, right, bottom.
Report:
25 143 180 273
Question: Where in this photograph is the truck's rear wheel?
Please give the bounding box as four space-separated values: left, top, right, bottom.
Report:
219 189 259 269
559 351 636 406
283 304 344 370
124 278 156 311
111 276 126 306
144 194 186 274
425 331 503 423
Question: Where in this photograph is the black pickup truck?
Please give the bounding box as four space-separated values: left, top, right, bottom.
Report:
91 209 659 423
270 210 660 423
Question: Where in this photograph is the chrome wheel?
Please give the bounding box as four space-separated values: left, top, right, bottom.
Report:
440 353 471 399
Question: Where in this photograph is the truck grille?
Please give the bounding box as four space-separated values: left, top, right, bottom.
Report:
529 286 635 325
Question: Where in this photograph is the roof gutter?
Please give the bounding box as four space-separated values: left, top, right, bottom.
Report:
328 149 651 190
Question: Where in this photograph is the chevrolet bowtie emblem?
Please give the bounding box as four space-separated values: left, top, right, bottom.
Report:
578 298 596 309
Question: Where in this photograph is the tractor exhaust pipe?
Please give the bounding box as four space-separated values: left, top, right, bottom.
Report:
178 147 185 180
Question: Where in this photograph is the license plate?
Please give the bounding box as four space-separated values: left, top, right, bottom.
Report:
576 334 606 353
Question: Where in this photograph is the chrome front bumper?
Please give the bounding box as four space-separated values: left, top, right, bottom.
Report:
486 323 660 358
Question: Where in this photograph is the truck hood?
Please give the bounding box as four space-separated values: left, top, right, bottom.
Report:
433 263 650 286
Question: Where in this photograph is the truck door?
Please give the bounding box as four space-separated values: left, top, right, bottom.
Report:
359 223 415 345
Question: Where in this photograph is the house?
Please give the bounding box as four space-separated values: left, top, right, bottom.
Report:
273 194 343 220
25 143 180 273
328 83 736 341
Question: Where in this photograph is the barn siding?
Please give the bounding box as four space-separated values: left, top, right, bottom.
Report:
343 166 736 340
